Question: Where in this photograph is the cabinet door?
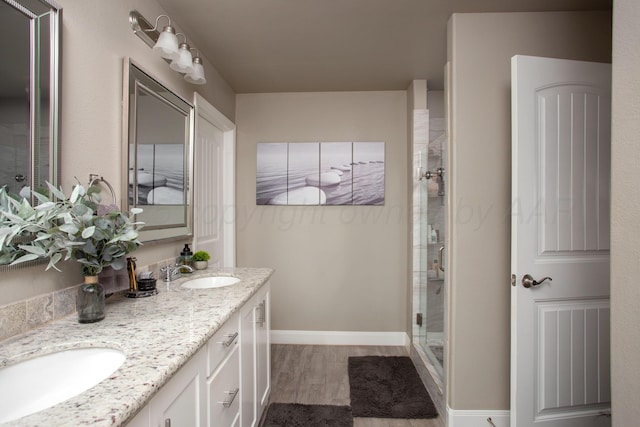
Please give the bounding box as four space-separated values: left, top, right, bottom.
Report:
126 406 150 427
255 287 270 421
240 302 257 427
150 348 206 427
239 282 271 427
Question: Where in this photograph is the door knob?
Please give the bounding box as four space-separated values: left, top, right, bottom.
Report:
522 274 552 288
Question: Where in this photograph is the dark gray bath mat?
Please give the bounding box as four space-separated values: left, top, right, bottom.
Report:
348 356 438 419
261 403 353 427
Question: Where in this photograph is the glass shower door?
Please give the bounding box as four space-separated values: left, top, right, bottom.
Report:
421 118 446 376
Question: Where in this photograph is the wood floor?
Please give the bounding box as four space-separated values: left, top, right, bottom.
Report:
266 344 445 427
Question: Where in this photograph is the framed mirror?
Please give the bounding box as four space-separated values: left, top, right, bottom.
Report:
0 0 60 271
0 0 60 197
123 59 194 243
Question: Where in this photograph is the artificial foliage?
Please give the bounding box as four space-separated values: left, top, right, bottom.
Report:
192 250 210 262
0 182 143 276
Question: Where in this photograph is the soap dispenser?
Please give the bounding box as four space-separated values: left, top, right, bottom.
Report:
180 244 193 273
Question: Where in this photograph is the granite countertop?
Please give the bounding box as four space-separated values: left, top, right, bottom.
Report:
0 267 274 427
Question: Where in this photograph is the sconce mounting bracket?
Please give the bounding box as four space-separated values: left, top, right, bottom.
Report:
129 10 159 49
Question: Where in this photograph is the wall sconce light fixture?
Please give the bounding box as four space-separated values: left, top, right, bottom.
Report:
129 10 206 85
150 16 179 59
169 37 194 74
185 55 206 84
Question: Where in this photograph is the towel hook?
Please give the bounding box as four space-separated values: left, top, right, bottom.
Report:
88 174 118 206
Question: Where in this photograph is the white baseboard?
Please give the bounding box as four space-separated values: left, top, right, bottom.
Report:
447 406 510 427
271 330 410 347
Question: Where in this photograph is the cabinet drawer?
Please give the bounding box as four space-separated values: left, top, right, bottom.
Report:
208 346 240 427
207 312 240 376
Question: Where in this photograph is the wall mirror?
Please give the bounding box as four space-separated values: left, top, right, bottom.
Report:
123 59 194 243
0 0 60 197
0 0 60 271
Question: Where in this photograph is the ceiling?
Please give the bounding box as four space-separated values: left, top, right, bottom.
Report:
157 0 611 93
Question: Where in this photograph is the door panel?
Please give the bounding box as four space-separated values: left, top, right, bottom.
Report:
537 86 610 256
536 300 610 416
193 93 236 268
194 116 224 265
511 55 611 427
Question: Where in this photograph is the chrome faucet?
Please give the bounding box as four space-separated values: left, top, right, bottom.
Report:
160 264 194 282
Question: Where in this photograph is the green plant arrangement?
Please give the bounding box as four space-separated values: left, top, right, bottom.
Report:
192 250 210 262
0 182 144 276
0 186 57 266
192 250 210 270
1 182 144 323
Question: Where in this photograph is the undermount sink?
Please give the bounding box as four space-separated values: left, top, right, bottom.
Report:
0 347 126 423
182 276 241 289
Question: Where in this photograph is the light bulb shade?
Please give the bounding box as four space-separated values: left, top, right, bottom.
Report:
169 43 194 73
185 57 206 84
153 26 179 59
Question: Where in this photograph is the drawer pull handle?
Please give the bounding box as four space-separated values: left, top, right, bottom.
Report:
218 332 238 347
256 301 265 326
220 387 239 408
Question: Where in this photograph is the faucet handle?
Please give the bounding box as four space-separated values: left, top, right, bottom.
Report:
160 264 178 282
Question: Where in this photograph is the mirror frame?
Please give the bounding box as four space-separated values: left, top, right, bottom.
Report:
1 0 61 198
122 58 194 243
0 0 61 272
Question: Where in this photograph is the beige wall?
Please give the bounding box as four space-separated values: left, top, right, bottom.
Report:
0 0 235 306
611 0 640 424
235 91 408 333
447 11 612 410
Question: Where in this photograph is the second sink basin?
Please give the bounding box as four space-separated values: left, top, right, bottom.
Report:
182 276 241 289
0 347 126 423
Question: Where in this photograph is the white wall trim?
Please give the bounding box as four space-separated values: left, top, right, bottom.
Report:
221 126 236 268
447 406 510 427
271 330 410 347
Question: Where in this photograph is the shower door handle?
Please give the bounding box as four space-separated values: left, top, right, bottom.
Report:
438 246 445 272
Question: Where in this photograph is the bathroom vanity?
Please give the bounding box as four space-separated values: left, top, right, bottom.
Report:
127 275 270 427
0 267 273 427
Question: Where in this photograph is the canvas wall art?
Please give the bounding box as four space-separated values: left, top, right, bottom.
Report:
256 142 385 206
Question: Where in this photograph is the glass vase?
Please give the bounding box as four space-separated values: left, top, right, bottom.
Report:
77 275 106 323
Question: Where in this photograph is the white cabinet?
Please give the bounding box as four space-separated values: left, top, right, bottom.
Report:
150 347 207 427
208 345 240 427
255 288 270 415
240 304 256 427
207 312 240 373
125 282 270 427
207 312 241 427
240 282 271 427
125 349 207 427
126 407 150 427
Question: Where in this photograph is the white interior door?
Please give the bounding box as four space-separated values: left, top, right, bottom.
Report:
193 93 236 268
511 55 611 427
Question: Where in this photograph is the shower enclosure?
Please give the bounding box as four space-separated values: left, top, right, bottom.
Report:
412 101 447 399
421 119 446 373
